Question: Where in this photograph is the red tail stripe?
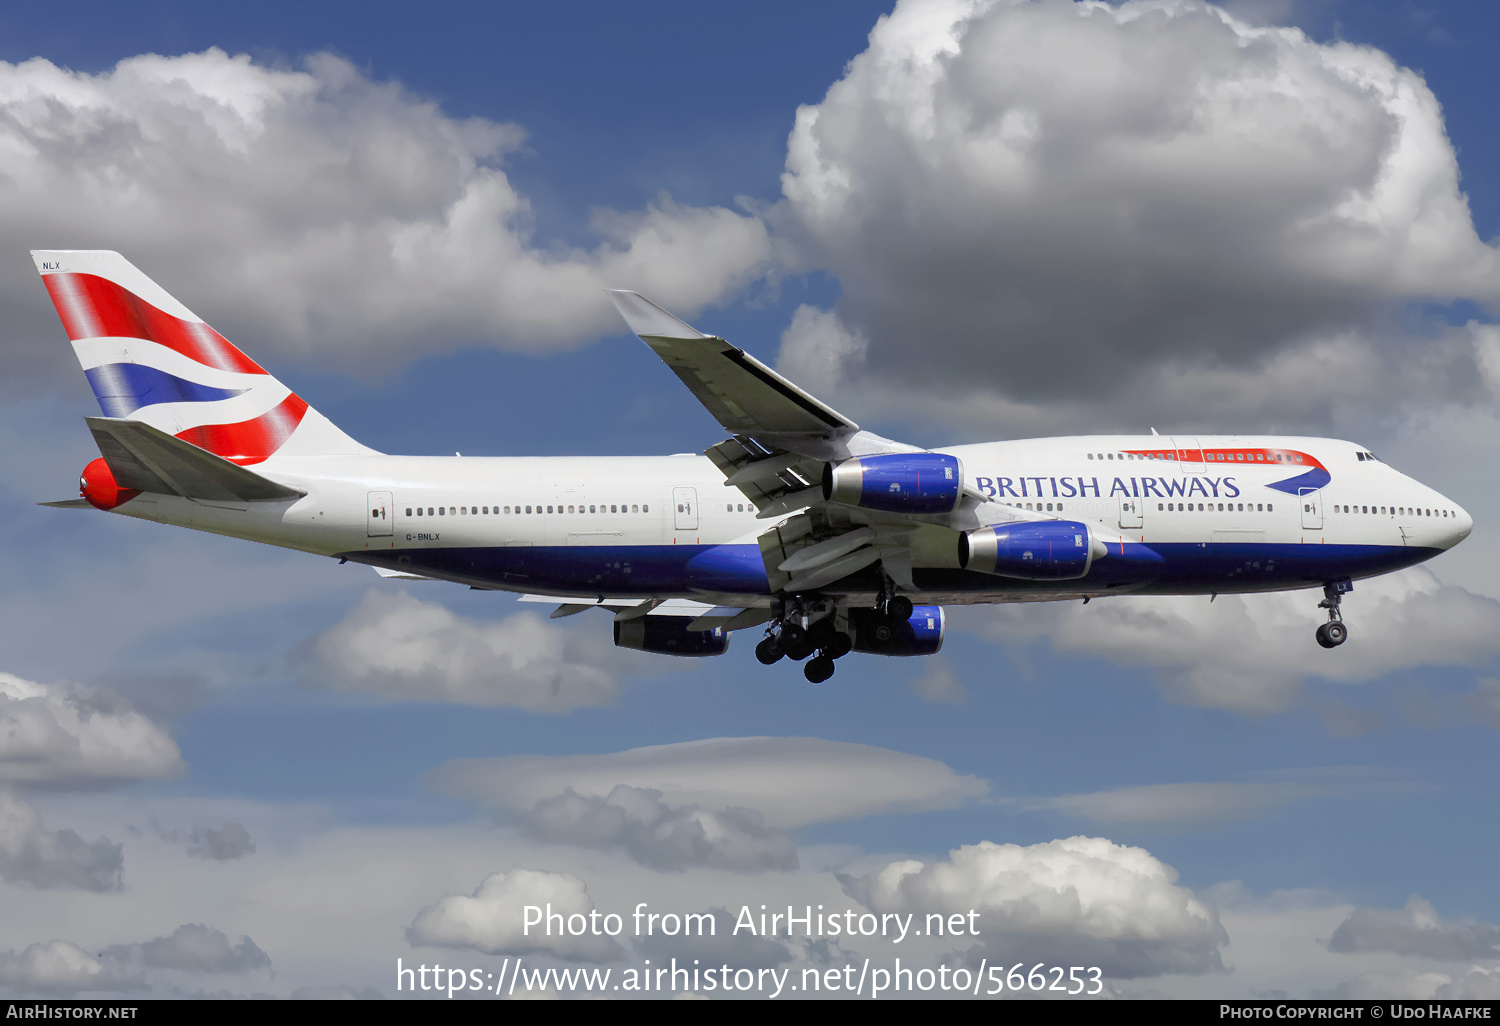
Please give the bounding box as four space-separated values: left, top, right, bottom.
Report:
175 393 309 466
43 272 267 376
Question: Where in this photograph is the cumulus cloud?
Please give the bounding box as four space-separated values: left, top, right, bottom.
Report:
407 868 624 963
103 923 271 974
1328 896 1500 961
301 591 623 713
962 567 1500 712
428 736 988 828
0 940 142 995
0 791 122 891
0 672 183 786
773 0 1500 431
1 49 772 384
841 836 1226 978
521 785 796 873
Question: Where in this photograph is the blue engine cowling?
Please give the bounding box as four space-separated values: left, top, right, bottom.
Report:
849 605 944 656
823 453 964 515
959 521 1097 580
613 616 729 657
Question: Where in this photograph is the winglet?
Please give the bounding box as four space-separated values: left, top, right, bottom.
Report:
606 291 710 340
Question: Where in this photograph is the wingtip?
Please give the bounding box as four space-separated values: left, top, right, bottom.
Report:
605 290 710 340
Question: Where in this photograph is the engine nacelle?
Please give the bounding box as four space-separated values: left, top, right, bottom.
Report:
849 605 944 656
80 458 140 511
823 453 963 515
613 616 729 657
959 521 1100 581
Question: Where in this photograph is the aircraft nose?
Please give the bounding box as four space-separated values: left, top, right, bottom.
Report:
1451 502 1474 547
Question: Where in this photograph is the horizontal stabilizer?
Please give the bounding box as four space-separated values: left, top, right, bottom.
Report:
86 416 305 503
38 498 94 508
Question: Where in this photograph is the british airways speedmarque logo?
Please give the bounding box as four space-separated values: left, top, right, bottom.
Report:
1123 446 1330 494
970 446 1331 501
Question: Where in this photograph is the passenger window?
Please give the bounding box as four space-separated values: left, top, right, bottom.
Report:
525 506 531 514
427 508 434 516
439 507 445 516
1158 503 1164 511
1088 453 1094 459
633 505 640 513
642 504 649 513
460 507 466 515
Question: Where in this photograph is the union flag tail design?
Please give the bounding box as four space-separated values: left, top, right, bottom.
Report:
33 250 374 465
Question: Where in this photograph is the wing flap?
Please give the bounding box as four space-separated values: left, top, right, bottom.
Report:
86 417 305 502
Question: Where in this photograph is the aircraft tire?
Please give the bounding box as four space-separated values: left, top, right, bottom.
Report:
1316 622 1349 649
887 596 914 620
827 632 852 659
756 636 784 665
804 655 835 684
781 625 816 661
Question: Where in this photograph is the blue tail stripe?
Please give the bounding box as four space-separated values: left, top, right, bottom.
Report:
84 363 248 418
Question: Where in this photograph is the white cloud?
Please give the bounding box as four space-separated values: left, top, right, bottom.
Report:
0 49 772 384
961 566 1500 712
427 736 988 828
0 672 182 786
0 791 123 891
774 0 1500 431
301 591 622 713
842 835 1226 978
521 785 797 873
1328 896 1500 962
0 940 142 995
406 868 624 963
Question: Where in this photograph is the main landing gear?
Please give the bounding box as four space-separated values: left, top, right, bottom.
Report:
1315 579 1352 649
755 589 912 684
757 612 852 683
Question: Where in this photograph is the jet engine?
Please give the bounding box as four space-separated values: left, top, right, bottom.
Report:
848 605 944 656
613 616 729 657
959 521 1104 581
823 453 964 515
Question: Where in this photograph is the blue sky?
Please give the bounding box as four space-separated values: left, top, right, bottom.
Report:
2 0 1500 1001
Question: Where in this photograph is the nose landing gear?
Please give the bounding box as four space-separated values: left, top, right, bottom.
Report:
1315 579 1352 649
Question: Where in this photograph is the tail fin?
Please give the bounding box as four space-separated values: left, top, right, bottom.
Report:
33 251 376 464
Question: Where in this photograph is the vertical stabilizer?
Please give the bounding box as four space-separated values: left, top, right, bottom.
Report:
33 250 376 464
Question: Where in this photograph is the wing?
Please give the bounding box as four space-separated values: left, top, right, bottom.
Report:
606 292 1033 595
606 291 925 513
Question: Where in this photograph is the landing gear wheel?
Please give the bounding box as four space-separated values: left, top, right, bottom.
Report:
826 632 852 659
886 596 913 621
755 636 783 665
781 625 816 661
804 655 835 684
809 618 838 646
1316 621 1348 649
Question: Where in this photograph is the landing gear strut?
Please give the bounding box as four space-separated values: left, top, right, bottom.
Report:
1315 579 1351 649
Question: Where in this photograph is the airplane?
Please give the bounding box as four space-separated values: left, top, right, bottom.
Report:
34 250 1474 684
